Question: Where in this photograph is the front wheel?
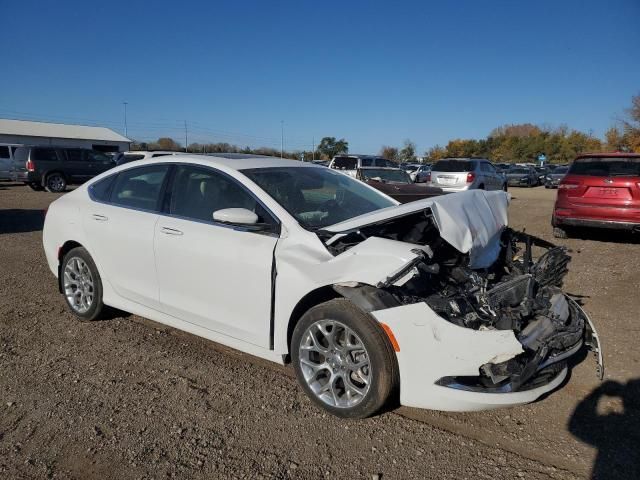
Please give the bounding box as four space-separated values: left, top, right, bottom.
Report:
61 247 106 321
291 299 398 419
45 173 67 193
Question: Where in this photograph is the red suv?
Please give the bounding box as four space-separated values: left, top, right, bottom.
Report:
552 152 640 238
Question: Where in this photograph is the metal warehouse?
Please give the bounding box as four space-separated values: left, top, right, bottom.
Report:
0 118 131 152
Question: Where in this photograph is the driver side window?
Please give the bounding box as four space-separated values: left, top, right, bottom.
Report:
169 165 275 226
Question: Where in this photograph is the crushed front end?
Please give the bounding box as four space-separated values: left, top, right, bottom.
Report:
318 193 603 410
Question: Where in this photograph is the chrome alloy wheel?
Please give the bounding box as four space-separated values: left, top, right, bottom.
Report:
63 257 94 314
47 174 65 192
298 319 372 408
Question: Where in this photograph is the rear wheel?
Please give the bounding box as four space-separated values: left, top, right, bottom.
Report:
61 247 106 321
292 299 398 419
553 227 569 239
45 172 66 193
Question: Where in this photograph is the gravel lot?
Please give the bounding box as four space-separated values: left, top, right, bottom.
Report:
1 182 638 479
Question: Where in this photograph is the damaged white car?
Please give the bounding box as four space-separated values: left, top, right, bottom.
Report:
43 154 604 418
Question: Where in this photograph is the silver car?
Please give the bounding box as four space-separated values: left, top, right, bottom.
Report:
427 158 506 192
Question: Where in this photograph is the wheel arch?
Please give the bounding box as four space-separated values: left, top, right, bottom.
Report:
57 240 84 293
42 169 67 187
284 283 401 362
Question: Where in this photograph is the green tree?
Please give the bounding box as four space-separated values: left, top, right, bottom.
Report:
398 140 417 163
425 145 446 160
379 145 399 162
316 137 349 159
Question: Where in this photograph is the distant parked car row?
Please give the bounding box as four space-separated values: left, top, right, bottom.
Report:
3 145 182 192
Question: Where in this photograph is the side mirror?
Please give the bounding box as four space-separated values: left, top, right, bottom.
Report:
212 208 258 225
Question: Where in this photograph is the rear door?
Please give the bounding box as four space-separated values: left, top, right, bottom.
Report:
63 149 93 182
562 156 640 222
82 164 171 308
86 150 116 177
0 146 11 180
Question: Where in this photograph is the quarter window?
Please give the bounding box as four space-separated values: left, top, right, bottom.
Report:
0 146 9 159
110 165 170 211
170 165 273 225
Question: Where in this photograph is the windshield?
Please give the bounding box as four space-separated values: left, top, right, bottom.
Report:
332 156 357 170
509 168 529 174
432 159 475 172
242 167 396 229
553 167 569 174
361 168 411 183
568 157 640 176
404 165 419 172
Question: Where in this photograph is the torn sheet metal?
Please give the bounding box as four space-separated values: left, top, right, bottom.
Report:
323 190 510 269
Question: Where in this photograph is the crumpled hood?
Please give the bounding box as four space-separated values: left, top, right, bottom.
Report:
322 190 510 269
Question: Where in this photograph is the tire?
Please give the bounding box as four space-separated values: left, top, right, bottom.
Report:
502 183 508 192
28 183 45 191
478 184 485 190
553 227 569 239
61 247 106 321
291 298 398 419
45 172 67 193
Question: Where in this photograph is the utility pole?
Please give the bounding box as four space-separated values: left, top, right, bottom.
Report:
122 102 128 137
184 121 188 152
312 136 315 162
280 120 284 159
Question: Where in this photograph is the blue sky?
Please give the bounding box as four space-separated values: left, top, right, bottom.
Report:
1 0 639 154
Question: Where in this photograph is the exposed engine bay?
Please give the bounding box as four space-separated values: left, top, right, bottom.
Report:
318 207 603 392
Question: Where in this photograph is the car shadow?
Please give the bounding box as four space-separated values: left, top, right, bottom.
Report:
0 209 45 234
568 228 640 245
568 378 640 479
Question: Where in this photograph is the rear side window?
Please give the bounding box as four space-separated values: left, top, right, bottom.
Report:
569 157 640 177
123 154 145 161
151 153 172 158
333 156 357 170
32 148 59 162
110 165 170 211
0 146 9 159
87 151 110 162
433 159 476 172
89 175 116 202
65 149 85 162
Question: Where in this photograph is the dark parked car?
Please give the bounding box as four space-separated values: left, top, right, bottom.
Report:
357 167 442 203
12 146 116 192
506 166 539 187
544 166 569 188
534 166 549 184
552 153 640 238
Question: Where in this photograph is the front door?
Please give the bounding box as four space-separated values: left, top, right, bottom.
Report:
154 165 280 348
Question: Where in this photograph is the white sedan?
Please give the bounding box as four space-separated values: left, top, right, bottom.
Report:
43 154 603 418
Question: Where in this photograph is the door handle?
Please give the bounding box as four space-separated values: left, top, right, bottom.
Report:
161 227 183 236
92 214 108 222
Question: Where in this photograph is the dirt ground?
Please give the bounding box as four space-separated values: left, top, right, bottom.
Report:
1 182 638 479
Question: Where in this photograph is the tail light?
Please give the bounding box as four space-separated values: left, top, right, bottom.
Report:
466 172 475 183
26 159 35 172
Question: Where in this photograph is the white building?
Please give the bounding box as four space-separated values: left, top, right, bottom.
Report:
0 119 131 152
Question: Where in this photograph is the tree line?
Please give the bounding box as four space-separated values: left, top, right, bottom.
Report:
133 93 640 164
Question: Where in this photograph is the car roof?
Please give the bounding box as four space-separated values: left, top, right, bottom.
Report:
359 166 403 170
135 153 320 171
124 150 178 155
576 152 640 159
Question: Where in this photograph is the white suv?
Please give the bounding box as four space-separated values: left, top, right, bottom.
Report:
427 158 506 192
